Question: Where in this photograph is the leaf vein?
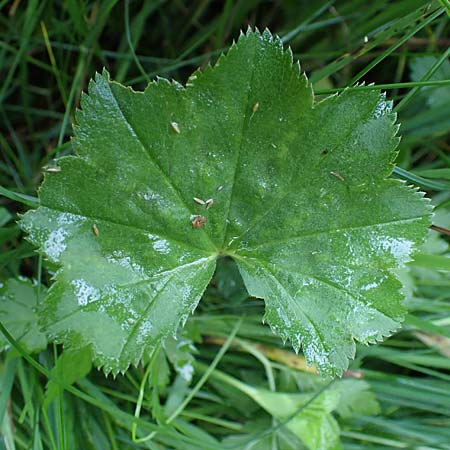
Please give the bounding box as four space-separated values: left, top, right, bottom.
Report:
233 96 388 247
240 215 427 250
37 205 210 256
117 271 176 363
259 261 329 356
221 42 259 247
45 257 213 326
106 81 216 250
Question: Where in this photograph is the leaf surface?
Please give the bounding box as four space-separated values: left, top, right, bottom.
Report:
244 386 341 450
0 278 47 353
334 379 380 418
21 29 431 375
45 347 92 405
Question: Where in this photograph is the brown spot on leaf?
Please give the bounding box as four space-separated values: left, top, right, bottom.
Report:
192 215 206 228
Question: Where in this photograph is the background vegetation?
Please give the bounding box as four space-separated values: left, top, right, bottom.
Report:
1 0 450 449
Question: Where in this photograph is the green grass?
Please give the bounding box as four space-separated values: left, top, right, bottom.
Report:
1 1 450 449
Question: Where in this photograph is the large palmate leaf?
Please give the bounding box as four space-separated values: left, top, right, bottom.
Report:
21 29 431 376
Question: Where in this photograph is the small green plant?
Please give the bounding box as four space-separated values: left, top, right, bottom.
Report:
19 29 431 378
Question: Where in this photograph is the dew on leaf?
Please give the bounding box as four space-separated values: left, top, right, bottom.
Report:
179 313 189 328
277 306 292 327
181 284 193 306
372 97 391 118
382 236 414 262
135 320 153 344
19 29 431 376
360 281 380 291
177 339 196 352
72 279 100 306
177 362 194 382
125 317 136 326
107 250 146 276
44 228 68 261
369 234 414 264
152 239 170 254
139 189 170 208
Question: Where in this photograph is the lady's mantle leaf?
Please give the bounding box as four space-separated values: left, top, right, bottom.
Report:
20 29 431 376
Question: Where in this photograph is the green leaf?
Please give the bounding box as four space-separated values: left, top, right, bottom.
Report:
410 56 450 107
0 207 12 227
164 336 196 383
45 346 92 405
333 379 380 418
149 346 170 390
20 29 431 376
212 366 340 450
402 56 450 139
0 278 47 353
245 387 341 450
210 257 249 303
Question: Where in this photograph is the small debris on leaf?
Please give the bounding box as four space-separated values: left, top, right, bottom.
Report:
92 224 99 236
252 102 259 113
330 171 345 182
205 198 214 209
193 197 206 205
44 166 61 173
170 121 180 133
191 215 206 228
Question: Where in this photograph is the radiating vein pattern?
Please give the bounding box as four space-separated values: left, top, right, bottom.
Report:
21 29 431 375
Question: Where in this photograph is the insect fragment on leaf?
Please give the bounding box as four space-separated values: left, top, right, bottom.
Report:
170 121 180 134
250 102 259 121
191 215 206 229
330 171 345 182
193 197 205 205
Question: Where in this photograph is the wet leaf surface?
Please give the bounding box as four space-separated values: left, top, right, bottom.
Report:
21 29 431 375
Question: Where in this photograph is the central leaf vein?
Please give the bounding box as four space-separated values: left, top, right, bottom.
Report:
221 42 259 248
107 82 216 251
